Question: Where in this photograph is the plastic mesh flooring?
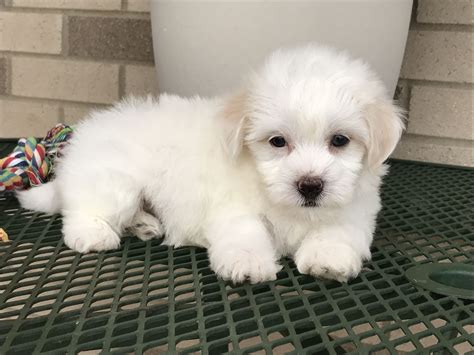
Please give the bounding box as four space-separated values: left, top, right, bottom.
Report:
0 140 473 354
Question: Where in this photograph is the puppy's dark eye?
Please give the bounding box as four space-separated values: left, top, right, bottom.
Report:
331 134 350 147
269 136 287 148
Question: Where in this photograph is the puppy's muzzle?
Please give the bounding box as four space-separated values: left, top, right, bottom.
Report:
297 177 324 204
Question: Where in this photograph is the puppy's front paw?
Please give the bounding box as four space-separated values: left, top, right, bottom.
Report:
210 248 281 284
63 216 121 253
295 241 362 282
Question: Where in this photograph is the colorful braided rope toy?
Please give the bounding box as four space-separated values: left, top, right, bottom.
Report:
0 124 73 192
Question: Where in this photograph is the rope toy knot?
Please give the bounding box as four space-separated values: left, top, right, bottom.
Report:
0 124 73 192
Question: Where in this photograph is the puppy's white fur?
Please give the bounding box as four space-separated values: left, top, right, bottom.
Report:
18 45 404 283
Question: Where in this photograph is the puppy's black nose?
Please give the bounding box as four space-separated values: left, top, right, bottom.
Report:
297 177 324 200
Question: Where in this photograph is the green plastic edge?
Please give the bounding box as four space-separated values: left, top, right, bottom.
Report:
406 263 474 300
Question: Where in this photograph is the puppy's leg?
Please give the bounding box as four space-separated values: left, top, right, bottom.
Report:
128 209 164 241
61 173 141 253
294 225 372 282
206 214 281 284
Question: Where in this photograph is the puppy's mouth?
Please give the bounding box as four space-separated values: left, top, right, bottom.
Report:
302 200 320 208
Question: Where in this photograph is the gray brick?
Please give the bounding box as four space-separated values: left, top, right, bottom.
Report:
63 104 106 125
0 99 60 138
124 64 158 97
0 58 6 94
68 16 153 62
393 135 474 167
12 57 119 104
127 0 150 12
417 0 472 25
407 86 473 141
400 31 472 83
0 12 62 54
12 0 121 10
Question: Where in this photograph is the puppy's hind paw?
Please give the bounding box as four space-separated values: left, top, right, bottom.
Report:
210 248 281 284
128 211 164 241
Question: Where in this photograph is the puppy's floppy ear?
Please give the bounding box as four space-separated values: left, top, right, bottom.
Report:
364 99 405 169
220 90 250 158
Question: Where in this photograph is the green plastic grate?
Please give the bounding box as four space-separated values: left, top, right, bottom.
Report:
0 139 472 354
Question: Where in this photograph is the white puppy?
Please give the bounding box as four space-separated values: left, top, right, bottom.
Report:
18 45 404 283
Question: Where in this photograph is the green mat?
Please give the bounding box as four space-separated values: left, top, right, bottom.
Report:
0 138 472 354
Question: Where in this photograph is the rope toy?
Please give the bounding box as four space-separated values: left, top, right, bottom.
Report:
0 228 9 242
0 124 73 192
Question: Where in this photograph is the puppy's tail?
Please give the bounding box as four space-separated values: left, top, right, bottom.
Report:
16 180 61 214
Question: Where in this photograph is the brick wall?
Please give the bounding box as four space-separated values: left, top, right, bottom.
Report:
391 0 473 166
0 0 472 166
0 0 157 137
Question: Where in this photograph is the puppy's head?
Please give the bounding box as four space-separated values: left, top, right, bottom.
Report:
222 45 404 209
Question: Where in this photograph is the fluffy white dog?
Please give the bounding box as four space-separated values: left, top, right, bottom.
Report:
18 45 404 283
